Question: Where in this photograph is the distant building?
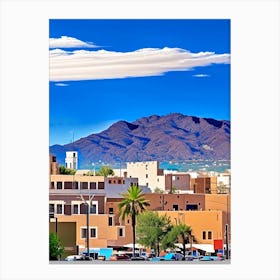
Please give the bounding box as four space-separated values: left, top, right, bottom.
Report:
49 154 59 175
65 151 78 170
126 161 164 192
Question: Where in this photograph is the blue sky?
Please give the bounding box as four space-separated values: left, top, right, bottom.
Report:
49 19 230 145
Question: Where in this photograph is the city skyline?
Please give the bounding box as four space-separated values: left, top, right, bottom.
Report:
49 19 230 145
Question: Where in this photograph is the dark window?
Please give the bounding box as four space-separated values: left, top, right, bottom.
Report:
202 231 206 240
64 181 72 189
108 180 111 184
119 228 124 237
90 204 96 214
173 204 178 211
90 228 96 238
130 182 133 186
186 204 198 211
81 182 88 189
123 180 125 184
73 204 79 214
109 208 114 214
57 182 62 189
108 216 113 226
98 182 104 189
73 153 76 157
208 231 212 240
146 174 148 178
73 181 79 189
57 204 63 214
64 204 71 215
118 179 121 184
49 204 55 213
50 182 55 189
90 182 96 189
81 228 87 239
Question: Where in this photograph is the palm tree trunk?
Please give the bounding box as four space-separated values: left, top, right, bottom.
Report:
132 213 136 257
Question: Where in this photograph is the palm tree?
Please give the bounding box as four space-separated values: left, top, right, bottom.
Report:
164 223 195 259
118 185 150 257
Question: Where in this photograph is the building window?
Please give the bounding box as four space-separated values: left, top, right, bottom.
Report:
90 204 97 214
173 204 178 211
118 227 125 237
208 231 212 240
186 204 198 211
109 208 114 214
98 182 104 189
73 204 79 214
81 228 87 239
50 182 55 189
57 182 62 189
145 165 148 170
146 183 149 187
81 227 97 239
49 204 55 214
108 180 111 184
57 204 63 214
202 231 206 240
81 182 88 189
108 216 113 226
90 182 96 189
73 181 79 189
90 228 96 238
118 179 121 184
130 182 133 186
146 174 148 178
64 182 72 189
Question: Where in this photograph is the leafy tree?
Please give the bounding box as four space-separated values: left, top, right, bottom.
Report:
95 166 114 177
153 187 165 194
169 186 179 194
49 233 64 260
118 185 150 257
59 165 76 175
137 211 172 256
162 223 195 258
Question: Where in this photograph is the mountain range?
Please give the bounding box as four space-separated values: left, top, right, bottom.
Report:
50 113 230 168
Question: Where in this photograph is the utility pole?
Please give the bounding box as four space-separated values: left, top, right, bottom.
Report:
80 194 95 257
225 223 229 259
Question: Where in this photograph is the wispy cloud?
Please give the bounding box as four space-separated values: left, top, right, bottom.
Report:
49 36 99 49
55 83 69 86
49 47 230 82
193 74 210 78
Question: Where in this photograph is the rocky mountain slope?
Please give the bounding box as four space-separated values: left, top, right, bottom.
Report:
50 113 230 168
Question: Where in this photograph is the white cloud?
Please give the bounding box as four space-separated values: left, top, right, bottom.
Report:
49 36 99 49
193 74 210 78
49 47 230 82
54 83 68 86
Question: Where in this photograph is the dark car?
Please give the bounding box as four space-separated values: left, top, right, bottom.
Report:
109 254 130 261
130 256 146 261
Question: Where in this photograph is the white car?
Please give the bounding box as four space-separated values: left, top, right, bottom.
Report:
65 255 93 261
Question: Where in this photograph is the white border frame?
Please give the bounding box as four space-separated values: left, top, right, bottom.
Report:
0 0 279 279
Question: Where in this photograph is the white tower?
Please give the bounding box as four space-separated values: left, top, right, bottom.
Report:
65 151 78 170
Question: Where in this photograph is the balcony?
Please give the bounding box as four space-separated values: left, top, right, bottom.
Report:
49 188 106 195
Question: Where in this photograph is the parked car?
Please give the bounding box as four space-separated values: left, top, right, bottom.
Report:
109 254 130 261
64 255 93 261
164 253 185 261
130 256 146 261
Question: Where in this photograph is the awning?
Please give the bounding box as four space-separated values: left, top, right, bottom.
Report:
175 243 215 253
123 243 144 249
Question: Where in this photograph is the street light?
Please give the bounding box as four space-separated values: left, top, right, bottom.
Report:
80 194 95 257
